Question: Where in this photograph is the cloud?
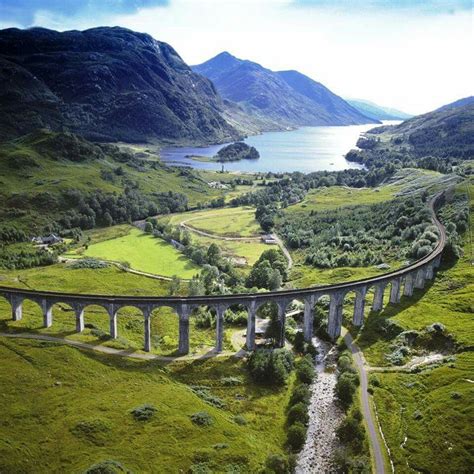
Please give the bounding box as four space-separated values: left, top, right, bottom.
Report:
291 0 472 14
0 0 169 27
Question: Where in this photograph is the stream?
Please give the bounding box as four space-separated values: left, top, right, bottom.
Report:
295 336 343 473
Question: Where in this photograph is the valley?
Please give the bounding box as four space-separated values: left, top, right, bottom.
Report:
0 20 472 474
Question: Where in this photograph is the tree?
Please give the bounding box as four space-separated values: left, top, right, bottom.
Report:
206 243 221 266
144 222 153 233
168 275 181 296
287 422 307 452
287 402 309 426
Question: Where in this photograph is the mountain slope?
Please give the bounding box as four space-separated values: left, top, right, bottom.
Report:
346 101 474 171
193 52 376 129
346 98 412 121
0 27 239 144
435 96 474 112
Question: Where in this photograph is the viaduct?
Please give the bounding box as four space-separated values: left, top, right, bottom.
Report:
0 195 446 354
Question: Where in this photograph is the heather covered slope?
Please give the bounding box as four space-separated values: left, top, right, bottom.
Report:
0 27 239 144
193 52 375 130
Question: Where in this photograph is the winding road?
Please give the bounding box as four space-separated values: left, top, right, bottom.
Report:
344 331 387 474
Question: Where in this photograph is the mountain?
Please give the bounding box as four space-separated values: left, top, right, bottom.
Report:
346 99 412 121
0 27 239 144
383 101 474 158
346 101 474 171
193 52 377 129
435 96 474 112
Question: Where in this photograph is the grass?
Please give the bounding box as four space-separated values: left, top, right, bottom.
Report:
286 185 398 214
0 264 234 356
161 206 261 238
371 352 474 473
70 226 200 279
0 337 292 473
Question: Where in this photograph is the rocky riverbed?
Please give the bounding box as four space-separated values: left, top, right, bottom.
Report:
295 337 344 473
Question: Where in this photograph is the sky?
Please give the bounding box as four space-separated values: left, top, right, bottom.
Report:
1 0 472 115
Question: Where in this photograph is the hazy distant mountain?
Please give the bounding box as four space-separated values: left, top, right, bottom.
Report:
346 99 412 121
193 52 377 129
435 96 474 112
0 27 239 144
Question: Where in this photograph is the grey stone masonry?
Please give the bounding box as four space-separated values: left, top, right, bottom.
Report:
215 305 226 353
303 296 315 342
372 284 386 312
353 287 367 327
328 292 344 340
11 296 22 321
42 300 52 328
414 268 426 289
246 300 257 350
389 278 402 304
75 306 85 333
178 304 190 354
277 301 287 348
108 305 118 339
143 306 152 353
403 273 415 297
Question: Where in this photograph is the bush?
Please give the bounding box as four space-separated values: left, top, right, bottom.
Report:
247 348 294 386
130 404 157 421
287 402 309 426
296 355 315 384
264 454 289 474
286 422 307 452
335 372 359 410
233 414 247 425
220 376 243 386
190 386 225 409
289 383 311 407
190 411 214 427
83 460 130 474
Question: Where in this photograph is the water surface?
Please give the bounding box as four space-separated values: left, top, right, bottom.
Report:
160 123 396 173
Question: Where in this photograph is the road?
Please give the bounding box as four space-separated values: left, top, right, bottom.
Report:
344 331 386 474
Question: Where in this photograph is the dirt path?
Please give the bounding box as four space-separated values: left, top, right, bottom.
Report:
0 332 243 362
344 331 386 474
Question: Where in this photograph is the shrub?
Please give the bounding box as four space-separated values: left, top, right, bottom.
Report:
190 386 226 409
296 355 315 384
130 404 157 421
220 376 243 386
70 258 109 269
289 383 311 407
335 372 359 410
264 454 289 473
233 415 247 425
247 348 294 386
337 415 364 445
190 411 214 427
287 422 307 452
287 402 309 426
83 460 130 474
70 418 111 446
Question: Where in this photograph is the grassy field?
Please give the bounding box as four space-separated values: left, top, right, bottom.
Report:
162 206 261 238
0 337 292 473
0 264 234 355
70 226 200 279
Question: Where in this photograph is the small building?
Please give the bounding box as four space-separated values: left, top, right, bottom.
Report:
261 234 277 245
32 234 63 246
